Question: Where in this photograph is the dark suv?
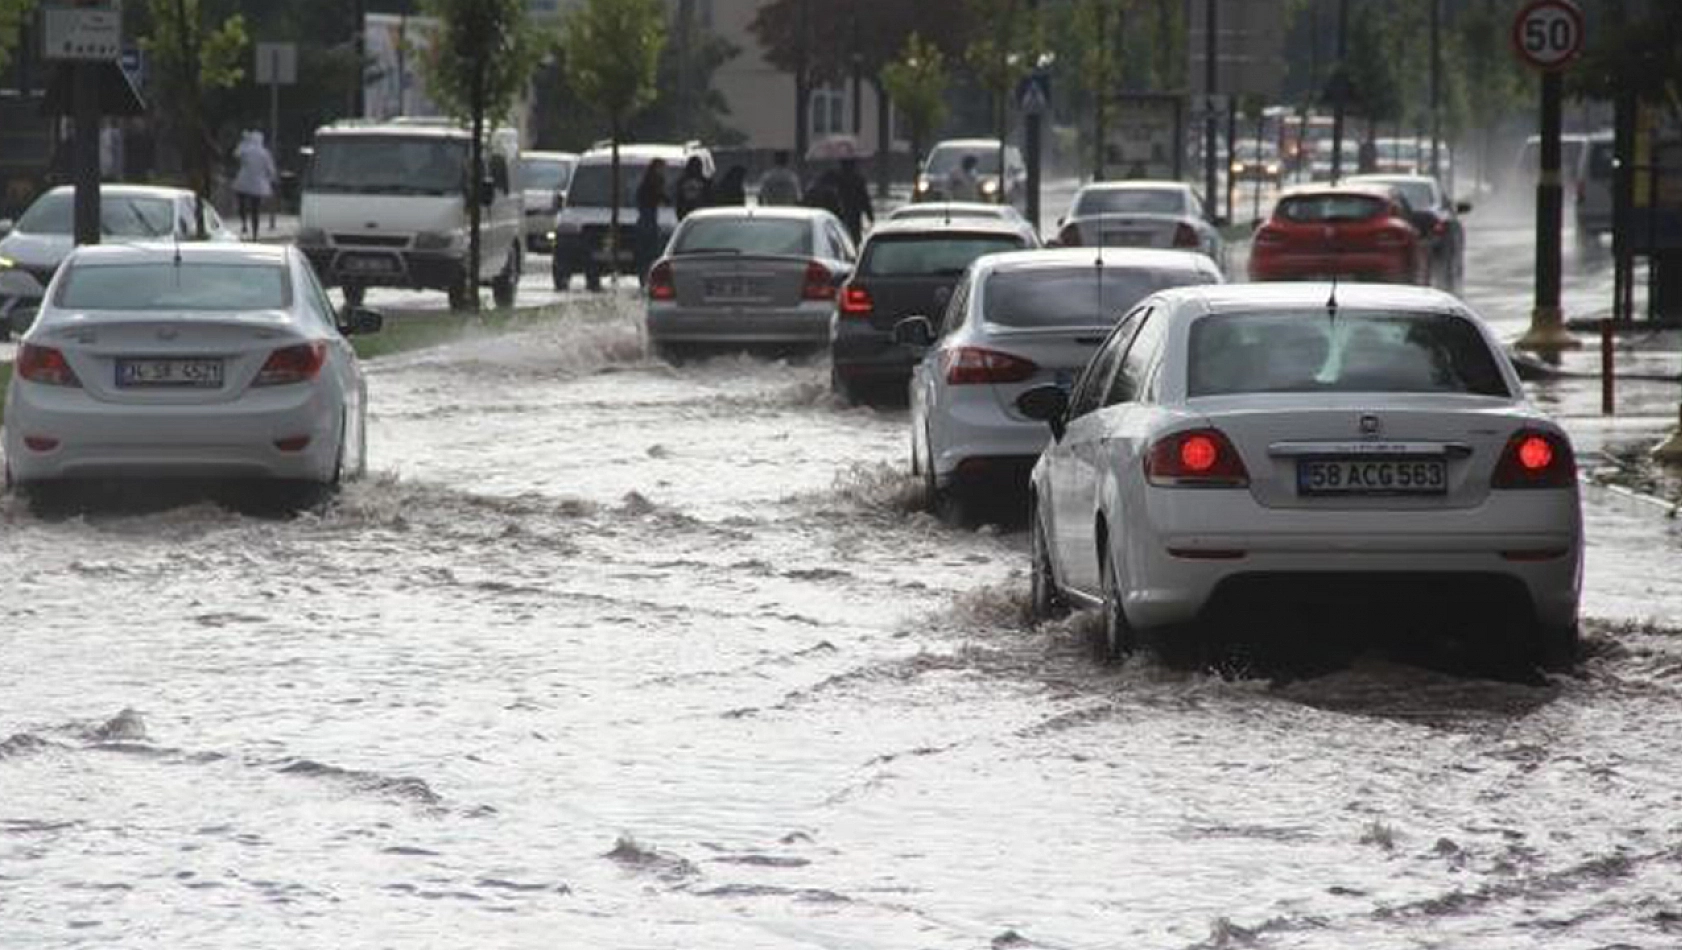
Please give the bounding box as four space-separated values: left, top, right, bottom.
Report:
829 218 1038 404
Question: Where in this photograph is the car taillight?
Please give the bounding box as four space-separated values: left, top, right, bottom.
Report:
1492 430 1575 489
839 284 874 317
1254 226 1285 245
1144 428 1249 487
16 344 81 387
802 260 835 301
1173 222 1200 248
940 346 1038 385
254 341 327 386
648 260 675 300
1058 223 1082 247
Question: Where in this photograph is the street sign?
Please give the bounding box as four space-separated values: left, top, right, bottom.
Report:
119 45 144 88
1512 0 1584 72
255 43 298 86
41 1 122 62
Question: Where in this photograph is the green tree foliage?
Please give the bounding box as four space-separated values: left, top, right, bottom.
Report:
1572 0 1682 121
420 0 542 311
560 0 665 277
965 0 1035 200
0 0 34 74
628 0 741 146
879 32 948 169
748 0 968 85
142 0 249 237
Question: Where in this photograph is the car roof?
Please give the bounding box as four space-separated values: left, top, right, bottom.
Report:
681 206 832 222
974 248 1218 275
1276 182 1398 200
1150 282 1465 316
40 184 194 201
931 138 1005 150
863 218 1035 240
522 151 578 162
316 121 475 140
1077 180 1189 193
64 242 293 267
889 201 1013 217
1346 173 1438 188
579 143 706 162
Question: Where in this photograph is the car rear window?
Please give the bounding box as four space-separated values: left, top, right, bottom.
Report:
1276 194 1387 223
56 262 292 311
671 217 812 256
16 193 174 237
568 160 680 208
860 234 1025 277
1074 189 1185 216
1187 311 1510 397
983 266 1215 328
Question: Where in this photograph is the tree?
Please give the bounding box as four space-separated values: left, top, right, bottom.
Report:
419 0 541 311
879 32 948 173
142 0 248 238
560 0 665 284
0 0 34 75
965 0 1034 201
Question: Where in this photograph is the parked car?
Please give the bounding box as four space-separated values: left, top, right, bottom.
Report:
1348 173 1472 291
829 218 1038 404
886 201 1028 226
1249 184 1428 285
519 150 578 253
552 141 712 291
0 184 236 335
1018 282 1582 669
297 117 524 310
1054 181 1225 271
913 139 1027 208
898 248 1223 510
644 206 855 360
4 243 381 500
1574 132 1614 247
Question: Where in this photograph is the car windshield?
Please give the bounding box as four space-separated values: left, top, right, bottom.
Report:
1277 194 1387 223
1234 141 1277 160
55 262 292 311
15 193 174 237
1354 179 1435 210
307 136 468 195
860 234 1025 277
567 159 681 208
1187 311 1510 397
1074 189 1185 216
520 158 574 191
983 266 1215 328
927 148 1002 175
671 217 812 256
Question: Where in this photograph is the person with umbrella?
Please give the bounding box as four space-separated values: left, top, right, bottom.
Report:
836 157 874 244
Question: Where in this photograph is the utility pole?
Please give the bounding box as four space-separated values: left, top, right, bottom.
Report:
794 0 810 176
1202 0 1217 222
1093 3 1107 181
1024 0 1041 230
849 2 862 137
1429 0 1441 181
351 0 365 117
72 61 100 246
1329 0 1348 183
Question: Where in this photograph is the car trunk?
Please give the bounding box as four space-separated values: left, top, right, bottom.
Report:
976 325 1110 421
857 274 964 331
1075 214 1182 249
668 253 811 310
44 313 306 406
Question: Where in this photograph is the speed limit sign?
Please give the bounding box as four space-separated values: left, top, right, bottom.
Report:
1512 0 1584 71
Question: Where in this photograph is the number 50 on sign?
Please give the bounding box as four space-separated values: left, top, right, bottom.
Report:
1512 0 1584 71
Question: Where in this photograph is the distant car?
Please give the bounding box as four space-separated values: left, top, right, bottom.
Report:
552 141 713 291
1229 139 1283 184
1019 283 1582 669
644 206 856 359
898 248 1223 509
519 150 578 253
1574 132 1614 247
1308 139 1362 181
913 139 1027 208
0 185 236 333
886 201 1028 226
1348 173 1472 291
829 218 1039 404
1371 138 1422 174
1054 181 1225 271
4 243 381 499
1249 184 1428 285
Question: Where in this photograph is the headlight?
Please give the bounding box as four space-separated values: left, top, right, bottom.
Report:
1230 162 1244 174
1265 163 1280 174
981 179 1000 195
295 227 328 247
0 255 13 269
414 231 461 251
914 178 931 194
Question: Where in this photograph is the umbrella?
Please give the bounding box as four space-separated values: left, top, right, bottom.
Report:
805 135 874 162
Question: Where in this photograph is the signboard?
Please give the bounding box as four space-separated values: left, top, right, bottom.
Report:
41 1 122 62
255 43 298 85
1105 94 1183 181
1512 0 1584 72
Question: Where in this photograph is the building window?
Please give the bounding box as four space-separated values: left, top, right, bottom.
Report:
811 87 846 139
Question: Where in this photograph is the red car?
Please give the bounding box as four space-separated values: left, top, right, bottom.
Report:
1248 185 1428 285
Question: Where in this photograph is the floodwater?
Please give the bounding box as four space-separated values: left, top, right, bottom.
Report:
4 216 1682 949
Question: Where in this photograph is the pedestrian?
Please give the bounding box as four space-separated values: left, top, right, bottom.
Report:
1357 137 1378 175
804 168 845 221
674 156 711 221
231 129 277 240
634 158 668 285
946 155 981 202
711 165 748 206
757 150 802 206
836 156 874 244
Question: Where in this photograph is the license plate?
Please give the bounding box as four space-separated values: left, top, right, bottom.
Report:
116 358 224 388
339 254 399 275
1297 458 1446 495
704 277 765 299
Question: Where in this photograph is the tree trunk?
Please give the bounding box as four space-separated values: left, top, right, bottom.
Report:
175 0 208 239
875 79 891 199
468 79 484 313
610 119 621 289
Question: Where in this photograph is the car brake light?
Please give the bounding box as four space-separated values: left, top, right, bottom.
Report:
16 344 81 387
1253 226 1285 245
1058 223 1082 247
940 346 1038 385
254 341 327 386
839 284 874 317
1492 430 1575 489
1144 428 1249 487
648 260 675 300
802 260 835 301
1172 222 1200 248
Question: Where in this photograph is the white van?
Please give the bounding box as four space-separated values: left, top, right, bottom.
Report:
550 141 713 291
298 118 523 309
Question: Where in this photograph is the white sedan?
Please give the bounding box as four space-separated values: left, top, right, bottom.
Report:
4 243 381 498
898 248 1222 511
1052 181 1226 272
1020 283 1582 669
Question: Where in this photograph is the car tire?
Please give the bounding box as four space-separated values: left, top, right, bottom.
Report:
653 341 688 366
491 248 519 309
1098 541 1137 664
1535 623 1580 672
552 256 572 292
830 365 858 406
1029 500 1067 622
448 278 477 311
583 260 603 293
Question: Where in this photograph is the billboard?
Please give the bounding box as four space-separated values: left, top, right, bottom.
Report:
1104 94 1183 181
364 13 441 120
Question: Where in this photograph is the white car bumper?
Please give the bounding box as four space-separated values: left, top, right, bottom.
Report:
928 388 1052 487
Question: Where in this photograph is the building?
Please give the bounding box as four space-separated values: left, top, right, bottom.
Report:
1187 0 1290 103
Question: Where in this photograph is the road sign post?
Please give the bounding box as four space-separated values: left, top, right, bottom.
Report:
41 0 123 247
1512 0 1585 354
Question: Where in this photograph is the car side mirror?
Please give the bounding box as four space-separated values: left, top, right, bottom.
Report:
0 218 12 238
892 315 935 349
1016 385 1069 441
340 305 384 336
8 304 39 336
1455 201 1472 215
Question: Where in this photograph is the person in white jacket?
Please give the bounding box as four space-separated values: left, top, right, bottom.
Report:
232 130 278 240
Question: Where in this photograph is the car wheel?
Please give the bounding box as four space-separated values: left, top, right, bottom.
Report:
830 365 858 406
448 278 477 311
551 256 572 292
583 260 603 293
653 341 687 366
1098 542 1137 664
491 248 518 309
1535 623 1580 672
1029 499 1067 622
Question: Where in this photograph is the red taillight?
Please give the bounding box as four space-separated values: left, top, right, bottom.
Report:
839 284 874 317
16 344 81 387
648 260 675 301
1492 430 1575 489
802 260 835 301
1058 223 1082 247
939 346 1038 385
23 435 59 452
1173 222 1200 248
254 341 327 387
274 435 311 452
1254 226 1285 245
1373 228 1411 247
1144 428 1249 487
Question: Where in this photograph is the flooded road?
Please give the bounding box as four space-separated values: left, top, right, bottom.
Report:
5 215 1682 949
